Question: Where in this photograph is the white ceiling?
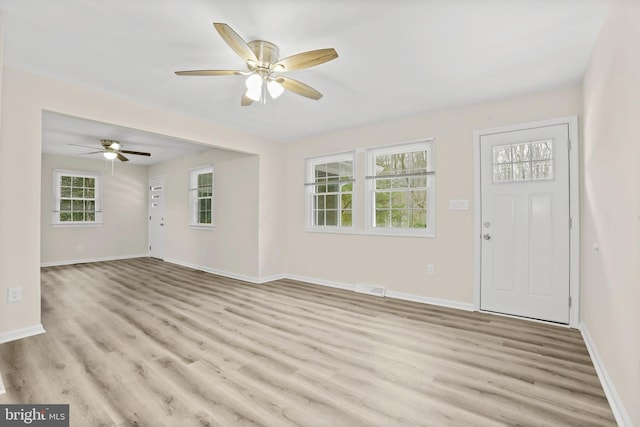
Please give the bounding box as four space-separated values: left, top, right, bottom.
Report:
1 0 609 158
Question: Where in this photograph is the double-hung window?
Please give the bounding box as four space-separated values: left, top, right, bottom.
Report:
365 140 435 237
52 170 103 225
190 166 214 227
305 152 355 231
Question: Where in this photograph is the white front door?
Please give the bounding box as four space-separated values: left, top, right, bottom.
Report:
480 124 570 323
149 175 165 260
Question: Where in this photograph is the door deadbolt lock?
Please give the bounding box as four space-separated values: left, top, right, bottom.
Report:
483 221 491 228
483 234 491 240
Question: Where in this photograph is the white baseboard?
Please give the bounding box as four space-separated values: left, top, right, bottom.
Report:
160 266 474 313
285 274 473 311
41 253 148 268
255 273 287 284
164 258 268 284
385 290 474 311
285 274 356 292
579 323 632 427
0 324 46 344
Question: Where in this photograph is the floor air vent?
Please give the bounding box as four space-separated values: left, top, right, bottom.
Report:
354 283 386 297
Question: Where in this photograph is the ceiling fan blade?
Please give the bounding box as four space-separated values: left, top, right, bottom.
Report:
175 69 246 76
120 149 151 157
78 151 104 155
276 76 323 100
213 23 258 64
273 48 338 72
117 153 129 162
241 92 254 107
68 143 103 150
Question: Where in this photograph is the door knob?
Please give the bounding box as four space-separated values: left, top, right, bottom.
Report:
483 233 491 240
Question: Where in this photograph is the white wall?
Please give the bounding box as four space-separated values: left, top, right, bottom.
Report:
41 153 149 265
284 86 581 304
149 148 260 279
581 0 640 424
0 67 285 338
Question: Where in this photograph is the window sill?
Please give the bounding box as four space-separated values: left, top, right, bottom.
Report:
364 229 435 238
189 224 215 230
304 227 358 235
52 222 104 228
304 227 435 238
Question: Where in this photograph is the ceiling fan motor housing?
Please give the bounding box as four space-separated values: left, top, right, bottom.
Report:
100 139 119 149
248 40 279 70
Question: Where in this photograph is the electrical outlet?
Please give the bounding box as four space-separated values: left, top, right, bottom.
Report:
7 287 22 303
427 264 435 275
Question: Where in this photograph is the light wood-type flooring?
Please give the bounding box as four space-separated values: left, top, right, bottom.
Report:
0 258 616 426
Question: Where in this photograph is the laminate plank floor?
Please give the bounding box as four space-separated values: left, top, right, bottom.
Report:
0 258 616 426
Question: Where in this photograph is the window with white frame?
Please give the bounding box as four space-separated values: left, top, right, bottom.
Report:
190 166 214 226
305 152 355 230
52 170 103 225
366 140 435 237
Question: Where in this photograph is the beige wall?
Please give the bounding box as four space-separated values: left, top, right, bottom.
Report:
284 86 581 304
40 153 149 264
581 0 640 424
149 149 260 279
0 67 284 337
0 70 43 334
257 146 287 279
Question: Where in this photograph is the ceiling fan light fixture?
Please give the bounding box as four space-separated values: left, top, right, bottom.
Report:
109 141 121 150
245 74 264 102
245 73 262 91
103 151 117 160
246 86 262 102
267 80 284 99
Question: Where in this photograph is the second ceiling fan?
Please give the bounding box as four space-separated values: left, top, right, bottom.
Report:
69 139 151 162
175 23 338 106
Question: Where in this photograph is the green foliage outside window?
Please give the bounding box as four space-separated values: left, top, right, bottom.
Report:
373 150 428 229
196 172 213 224
59 175 96 222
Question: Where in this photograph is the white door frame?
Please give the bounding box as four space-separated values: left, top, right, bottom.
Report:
473 116 580 327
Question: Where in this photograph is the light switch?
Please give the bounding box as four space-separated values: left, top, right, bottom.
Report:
449 199 470 211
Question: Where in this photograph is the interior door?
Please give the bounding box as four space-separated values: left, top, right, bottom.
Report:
149 175 165 260
480 124 570 323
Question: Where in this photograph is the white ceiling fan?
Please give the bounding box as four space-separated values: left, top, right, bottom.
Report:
175 23 339 105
